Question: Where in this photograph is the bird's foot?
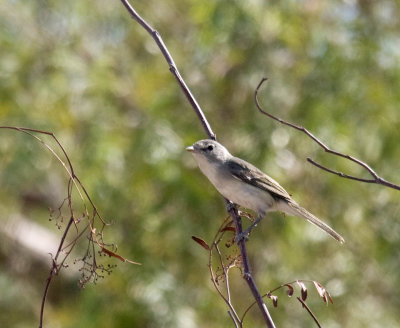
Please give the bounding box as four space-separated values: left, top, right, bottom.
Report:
225 201 236 213
234 216 263 244
235 231 250 244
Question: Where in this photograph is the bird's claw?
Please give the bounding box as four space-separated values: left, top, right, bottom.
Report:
226 201 236 212
234 216 263 244
235 231 249 244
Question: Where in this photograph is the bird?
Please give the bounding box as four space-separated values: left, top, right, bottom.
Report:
186 139 344 243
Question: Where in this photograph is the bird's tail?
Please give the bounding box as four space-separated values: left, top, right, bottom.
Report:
281 201 344 243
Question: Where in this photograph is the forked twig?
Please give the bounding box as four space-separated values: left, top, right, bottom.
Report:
254 78 400 191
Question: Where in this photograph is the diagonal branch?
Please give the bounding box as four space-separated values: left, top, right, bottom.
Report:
119 1 276 326
254 78 400 191
119 0 215 140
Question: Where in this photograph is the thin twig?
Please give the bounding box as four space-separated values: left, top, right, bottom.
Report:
228 310 240 328
39 217 74 328
254 78 400 191
208 217 241 326
296 297 322 328
214 243 232 304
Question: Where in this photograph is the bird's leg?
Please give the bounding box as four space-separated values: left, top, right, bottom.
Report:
225 201 236 213
235 215 263 244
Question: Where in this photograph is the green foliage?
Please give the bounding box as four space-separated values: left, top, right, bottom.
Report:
1 0 400 327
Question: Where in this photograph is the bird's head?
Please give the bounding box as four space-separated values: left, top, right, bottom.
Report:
186 139 231 164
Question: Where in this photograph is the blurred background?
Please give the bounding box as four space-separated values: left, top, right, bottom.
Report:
1 0 400 327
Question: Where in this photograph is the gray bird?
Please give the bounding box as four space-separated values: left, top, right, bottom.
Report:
186 139 344 243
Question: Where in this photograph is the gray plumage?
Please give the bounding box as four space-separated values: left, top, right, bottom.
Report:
186 139 344 243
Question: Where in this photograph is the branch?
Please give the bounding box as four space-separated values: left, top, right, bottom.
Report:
228 204 276 328
254 78 400 191
39 217 74 328
296 297 322 328
119 2 276 326
241 279 331 326
119 0 215 140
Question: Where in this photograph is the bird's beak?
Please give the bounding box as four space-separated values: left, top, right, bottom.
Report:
186 145 194 152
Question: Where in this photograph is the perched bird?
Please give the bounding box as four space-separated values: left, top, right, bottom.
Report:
186 139 344 243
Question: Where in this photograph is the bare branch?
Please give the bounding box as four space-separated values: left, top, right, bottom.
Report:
227 204 276 328
254 78 400 191
119 0 215 140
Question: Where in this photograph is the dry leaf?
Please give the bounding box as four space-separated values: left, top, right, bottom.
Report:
221 226 236 233
285 283 294 297
101 247 141 265
297 280 308 301
313 281 333 304
268 294 278 307
191 236 210 250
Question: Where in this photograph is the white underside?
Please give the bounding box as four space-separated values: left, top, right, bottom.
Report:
194 153 277 216
191 150 344 243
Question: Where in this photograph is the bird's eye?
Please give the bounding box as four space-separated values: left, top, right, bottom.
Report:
207 145 213 151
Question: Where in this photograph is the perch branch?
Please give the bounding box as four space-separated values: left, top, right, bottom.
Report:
227 204 276 328
119 2 276 326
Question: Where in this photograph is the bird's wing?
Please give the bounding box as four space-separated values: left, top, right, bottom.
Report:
226 157 291 201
